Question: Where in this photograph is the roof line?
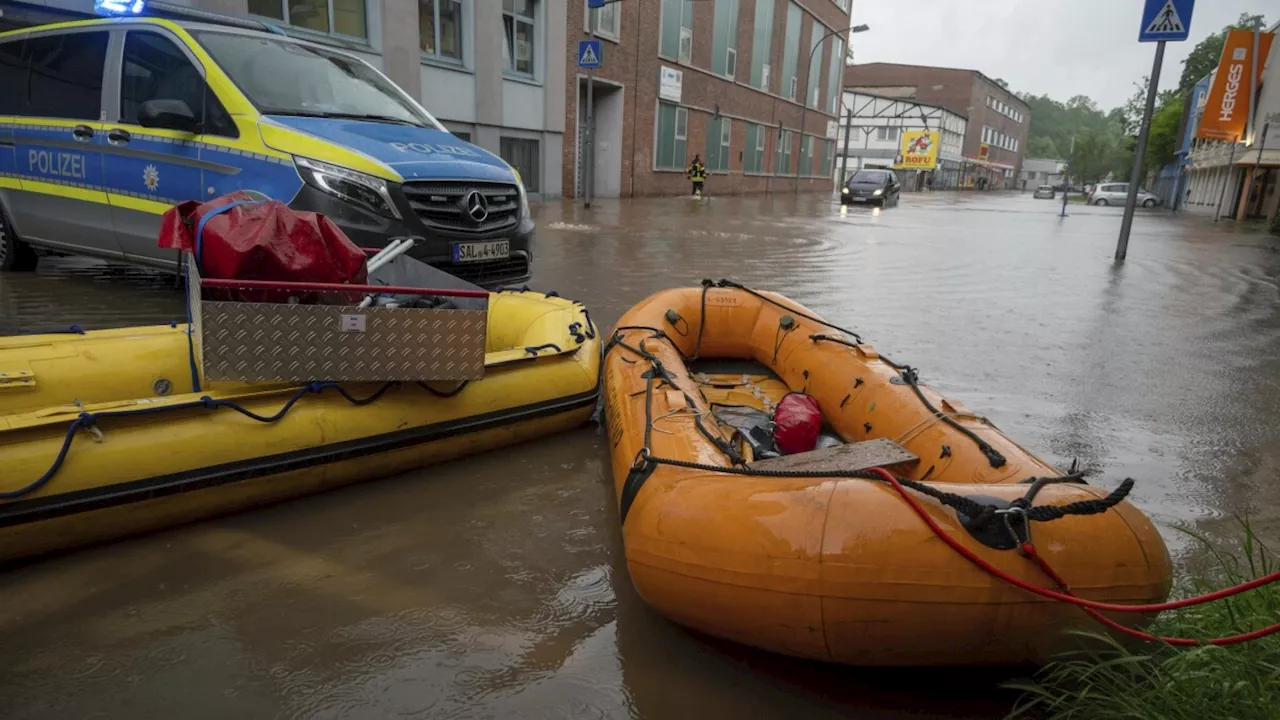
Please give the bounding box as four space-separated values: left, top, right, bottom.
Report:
841 89 968 119
845 62 1032 110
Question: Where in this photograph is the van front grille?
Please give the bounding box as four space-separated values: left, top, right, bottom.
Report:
401 182 520 235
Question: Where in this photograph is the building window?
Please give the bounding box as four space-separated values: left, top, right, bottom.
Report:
822 139 834 175
711 0 739 78
500 137 540 192
655 102 688 169
503 0 536 77
749 0 773 91
780 2 802 101
799 135 815 175
660 0 693 63
805 21 823 109
248 0 366 38
420 0 463 62
825 37 843 115
876 126 898 141
586 1 619 38
705 116 731 171
775 128 793 174
745 123 766 173
451 130 472 142
679 0 693 63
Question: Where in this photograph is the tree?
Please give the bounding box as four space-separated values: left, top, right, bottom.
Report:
1178 13 1267 92
1120 79 1149 136
1027 136 1060 158
993 77 1010 89
1021 91 1128 176
1144 89 1187 172
1066 95 1098 113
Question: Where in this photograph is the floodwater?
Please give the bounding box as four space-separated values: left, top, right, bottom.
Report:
3 192 1279 718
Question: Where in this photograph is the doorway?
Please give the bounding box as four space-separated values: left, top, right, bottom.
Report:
576 77 624 199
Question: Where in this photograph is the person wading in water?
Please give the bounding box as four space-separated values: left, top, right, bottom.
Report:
687 155 707 197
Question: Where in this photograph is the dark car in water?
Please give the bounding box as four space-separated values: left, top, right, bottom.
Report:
841 169 900 207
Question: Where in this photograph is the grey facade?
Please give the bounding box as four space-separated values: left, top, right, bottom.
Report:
1 0 567 198
1019 158 1065 190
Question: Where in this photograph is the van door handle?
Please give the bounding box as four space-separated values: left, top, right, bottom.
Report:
72 125 94 142
107 129 132 146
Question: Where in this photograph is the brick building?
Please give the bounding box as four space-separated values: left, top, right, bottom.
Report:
843 62 1030 189
565 0 854 198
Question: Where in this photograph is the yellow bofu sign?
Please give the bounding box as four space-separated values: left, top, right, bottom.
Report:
894 130 940 170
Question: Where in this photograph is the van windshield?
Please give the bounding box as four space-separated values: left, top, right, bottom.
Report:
194 31 443 130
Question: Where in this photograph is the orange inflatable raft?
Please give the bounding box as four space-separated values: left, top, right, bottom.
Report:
603 281 1172 666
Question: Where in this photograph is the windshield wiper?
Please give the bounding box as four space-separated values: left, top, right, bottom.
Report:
263 109 424 127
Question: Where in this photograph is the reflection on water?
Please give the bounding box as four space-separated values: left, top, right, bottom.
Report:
2 192 1279 718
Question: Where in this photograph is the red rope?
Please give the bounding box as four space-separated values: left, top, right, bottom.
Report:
866 467 1280 645
1017 541 1280 646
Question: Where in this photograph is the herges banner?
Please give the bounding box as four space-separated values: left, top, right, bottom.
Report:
1197 29 1274 142
894 130 940 170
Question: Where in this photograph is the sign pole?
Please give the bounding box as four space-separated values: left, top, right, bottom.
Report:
1060 135 1074 217
1115 40 1164 262
584 12 596 209
839 100 853 186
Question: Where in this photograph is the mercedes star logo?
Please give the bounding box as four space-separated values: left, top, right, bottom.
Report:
463 190 489 223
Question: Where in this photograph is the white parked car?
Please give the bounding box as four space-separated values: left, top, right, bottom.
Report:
1088 183 1160 207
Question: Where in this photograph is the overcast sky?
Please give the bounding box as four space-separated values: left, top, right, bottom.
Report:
849 0 1264 111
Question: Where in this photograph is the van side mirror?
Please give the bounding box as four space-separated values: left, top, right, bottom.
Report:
139 99 199 134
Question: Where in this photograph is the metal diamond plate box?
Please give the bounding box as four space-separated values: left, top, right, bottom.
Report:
189 263 487 383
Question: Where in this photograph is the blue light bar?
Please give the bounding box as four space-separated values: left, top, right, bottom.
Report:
94 0 147 16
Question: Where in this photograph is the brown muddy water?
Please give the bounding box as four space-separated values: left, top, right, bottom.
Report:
2 192 1279 718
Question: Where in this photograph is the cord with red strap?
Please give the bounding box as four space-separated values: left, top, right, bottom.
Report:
866 467 1280 646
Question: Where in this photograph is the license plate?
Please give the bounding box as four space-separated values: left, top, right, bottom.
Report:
451 240 510 263
850 197 868 203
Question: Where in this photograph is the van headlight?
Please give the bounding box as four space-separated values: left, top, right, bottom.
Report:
294 157 401 220
511 167 530 220
517 179 530 220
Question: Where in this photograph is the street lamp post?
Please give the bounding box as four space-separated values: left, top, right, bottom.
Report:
796 23 868 193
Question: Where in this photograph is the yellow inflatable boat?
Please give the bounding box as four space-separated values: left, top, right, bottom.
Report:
0 290 600 563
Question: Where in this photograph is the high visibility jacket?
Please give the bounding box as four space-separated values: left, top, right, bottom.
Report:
688 164 708 182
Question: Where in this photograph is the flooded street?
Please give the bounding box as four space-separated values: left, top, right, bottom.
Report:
3 191 1279 718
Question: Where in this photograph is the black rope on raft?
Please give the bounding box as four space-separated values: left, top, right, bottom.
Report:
807 333 1007 469
607 324 1129 533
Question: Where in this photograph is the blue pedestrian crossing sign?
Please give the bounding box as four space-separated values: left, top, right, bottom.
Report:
578 39 602 69
1139 0 1193 42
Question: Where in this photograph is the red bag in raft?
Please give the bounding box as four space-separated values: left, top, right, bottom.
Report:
158 191 368 293
773 392 823 455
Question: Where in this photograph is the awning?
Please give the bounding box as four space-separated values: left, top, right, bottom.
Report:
1234 148 1280 167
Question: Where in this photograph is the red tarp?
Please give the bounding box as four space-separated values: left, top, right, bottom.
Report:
159 192 367 290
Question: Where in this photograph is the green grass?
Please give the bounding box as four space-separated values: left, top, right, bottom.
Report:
1005 521 1280 719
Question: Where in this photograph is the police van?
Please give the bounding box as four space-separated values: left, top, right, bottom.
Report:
0 11 533 287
